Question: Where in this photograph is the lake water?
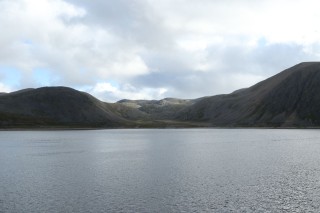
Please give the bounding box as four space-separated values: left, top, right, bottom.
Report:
1 129 320 212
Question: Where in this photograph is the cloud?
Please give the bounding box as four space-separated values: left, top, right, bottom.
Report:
0 0 150 87
0 0 320 100
0 82 12 93
90 82 168 102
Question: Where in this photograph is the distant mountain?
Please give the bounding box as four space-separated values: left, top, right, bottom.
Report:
176 62 320 127
116 98 198 120
1 62 320 128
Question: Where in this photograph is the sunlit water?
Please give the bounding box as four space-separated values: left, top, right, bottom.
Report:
1 129 320 212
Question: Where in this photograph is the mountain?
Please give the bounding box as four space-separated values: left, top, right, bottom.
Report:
116 98 198 120
0 87 128 128
1 62 320 128
176 62 320 127
0 87 203 128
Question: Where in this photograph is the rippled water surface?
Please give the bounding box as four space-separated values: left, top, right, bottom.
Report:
1 129 320 212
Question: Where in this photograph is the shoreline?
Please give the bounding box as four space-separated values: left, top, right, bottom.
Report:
1 126 320 131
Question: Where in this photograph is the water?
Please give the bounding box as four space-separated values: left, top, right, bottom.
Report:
1 129 320 212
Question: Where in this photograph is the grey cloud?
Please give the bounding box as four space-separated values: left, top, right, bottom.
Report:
129 41 319 99
1 0 320 100
65 0 143 28
64 0 175 49
252 43 318 73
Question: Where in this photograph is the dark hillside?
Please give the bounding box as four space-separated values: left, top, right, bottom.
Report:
0 87 127 128
177 62 320 127
1 62 320 128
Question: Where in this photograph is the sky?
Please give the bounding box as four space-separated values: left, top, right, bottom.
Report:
1 0 320 102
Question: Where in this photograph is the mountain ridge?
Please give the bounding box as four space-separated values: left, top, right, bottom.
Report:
176 62 320 127
1 62 320 128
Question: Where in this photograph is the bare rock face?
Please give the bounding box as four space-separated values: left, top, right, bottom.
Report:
177 62 320 127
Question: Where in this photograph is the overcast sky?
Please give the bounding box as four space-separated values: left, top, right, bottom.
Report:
0 0 320 101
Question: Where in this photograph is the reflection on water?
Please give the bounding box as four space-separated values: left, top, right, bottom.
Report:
1 129 320 212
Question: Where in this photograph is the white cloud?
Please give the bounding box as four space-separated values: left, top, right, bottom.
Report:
150 0 320 45
96 55 149 79
1 0 320 100
0 83 12 93
0 0 150 87
91 82 168 102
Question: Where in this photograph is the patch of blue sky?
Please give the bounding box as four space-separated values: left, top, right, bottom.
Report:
257 37 268 46
0 66 21 87
33 68 56 86
106 79 119 88
22 39 33 45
